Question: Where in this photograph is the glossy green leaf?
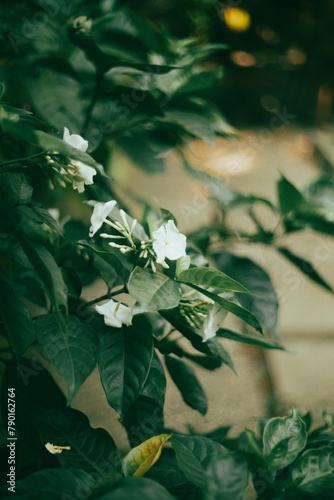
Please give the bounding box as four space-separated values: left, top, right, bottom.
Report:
16 232 68 314
263 409 307 471
291 446 334 494
165 356 208 415
177 266 251 294
0 280 35 358
128 267 181 312
35 314 98 404
36 408 121 477
123 433 173 477
278 246 333 293
122 352 166 446
141 351 166 406
204 454 249 500
122 395 164 449
15 469 95 500
217 328 285 350
98 316 154 418
212 252 279 338
172 434 228 488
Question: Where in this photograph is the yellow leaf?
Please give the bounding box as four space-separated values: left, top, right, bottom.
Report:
122 433 173 477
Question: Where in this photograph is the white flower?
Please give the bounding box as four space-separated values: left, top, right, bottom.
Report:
152 220 186 264
89 200 117 237
63 127 88 152
96 299 133 328
70 160 96 193
200 304 227 342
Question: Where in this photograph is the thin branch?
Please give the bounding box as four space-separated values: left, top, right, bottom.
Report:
83 287 127 308
0 151 48 168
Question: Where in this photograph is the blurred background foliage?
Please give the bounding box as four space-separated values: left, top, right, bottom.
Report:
1 0 334 135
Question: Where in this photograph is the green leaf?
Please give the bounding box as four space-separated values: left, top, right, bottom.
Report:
205 337 237 374
122 395 164 448
117 132 165 174
165 108 214 147
122 433 173 477
291 446 334 494
146 448 198 495
177 266 251 294
184 284 263 334
165 356 208 415
212 252 279 338
35 314 98 404
175 68 223 96
182 159 241 207
278 246 333 293
92 14 148 63
141 351 166 406
263 409 307 471
277 176 306 214
0 280 35 358
128 267 181 312
96 477 176 500
217 328 285 350
15 469 95 500
304 177 334 211
98 315 154 418
160 309 234 369
204 454 249 500
16 232 68 314
175 255 191 277
122 351 166 446
172 434 228 488
36 408 121 477
78 240 131 278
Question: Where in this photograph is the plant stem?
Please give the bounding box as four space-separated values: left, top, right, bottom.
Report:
0 151 48 168
84 287 127 308
81 72 103 135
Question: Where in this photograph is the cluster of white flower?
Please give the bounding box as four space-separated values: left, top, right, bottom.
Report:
60 128 225 339
62 127 97 193
88 200 186 270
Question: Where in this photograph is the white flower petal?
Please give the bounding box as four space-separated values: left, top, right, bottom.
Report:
89 200 117 237
63 127 89 152
152 219 187 264
152 224 168 244
96 299 132 328
152 239 168 263
164 219 181 242
164 234 187 260
200 304 228 342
